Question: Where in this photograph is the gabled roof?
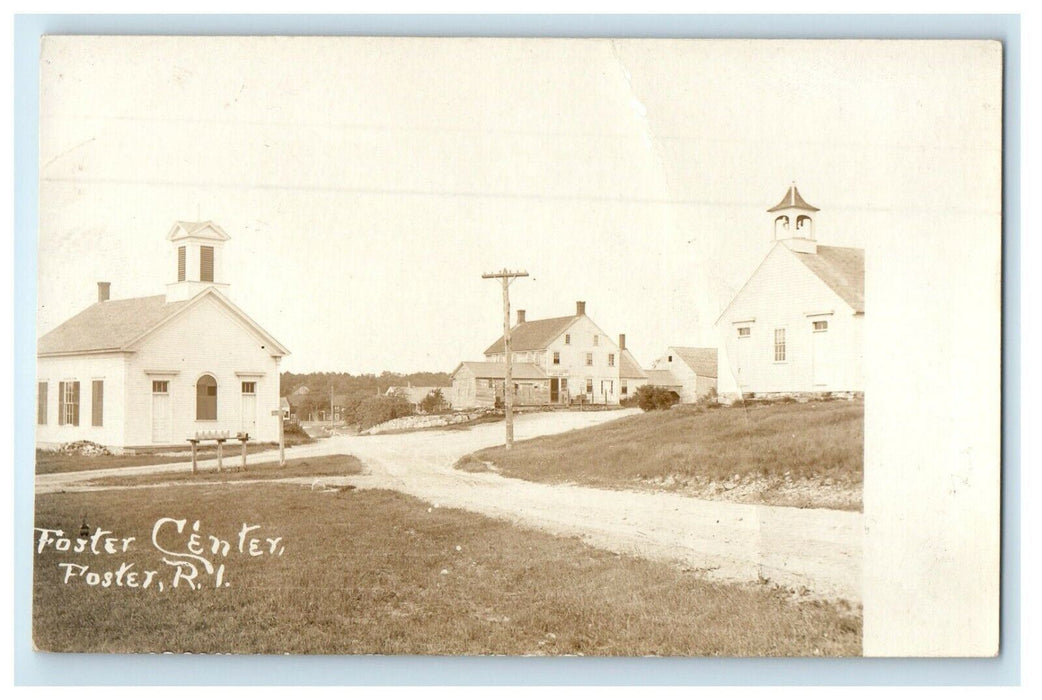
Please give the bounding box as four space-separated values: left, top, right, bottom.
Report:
644 369 682 387
715 242 865 325
767 185 820 213
792 245 864 313
38 287 289 357
484 315 578 355
453 362 548 380
167 220 231 242
38 295 189 355
619 349 647 379
669 347 718 378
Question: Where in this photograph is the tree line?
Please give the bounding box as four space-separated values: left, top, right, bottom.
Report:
280 370 451 398
281 371 452 430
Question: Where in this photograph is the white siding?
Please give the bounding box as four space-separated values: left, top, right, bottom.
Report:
487 316 623 405
36 353 127 450
123 295 282 446
648 350 714 404
716 244 863 396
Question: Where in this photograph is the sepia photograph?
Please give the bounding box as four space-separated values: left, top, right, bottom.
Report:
29 35 1002 660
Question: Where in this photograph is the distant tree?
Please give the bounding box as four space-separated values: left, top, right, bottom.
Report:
419 388 449 414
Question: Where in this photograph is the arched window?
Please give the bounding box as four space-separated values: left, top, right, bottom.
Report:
196 375 217 420
796 215 813 232
774 215 790 239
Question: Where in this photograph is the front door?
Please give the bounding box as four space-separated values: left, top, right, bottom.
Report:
550 377 559 403
151 382 171 443
812 321 831 387
241 382 257 437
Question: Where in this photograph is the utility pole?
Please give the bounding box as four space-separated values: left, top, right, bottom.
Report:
482 268 529 450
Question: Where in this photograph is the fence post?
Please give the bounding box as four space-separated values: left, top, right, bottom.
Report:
240 434 248 472
216 439 224 473
189 439 198 474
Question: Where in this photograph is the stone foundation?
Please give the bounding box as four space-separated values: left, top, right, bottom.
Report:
718 391 864 405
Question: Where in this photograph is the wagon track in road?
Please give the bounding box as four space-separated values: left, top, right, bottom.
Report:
36 409 862 602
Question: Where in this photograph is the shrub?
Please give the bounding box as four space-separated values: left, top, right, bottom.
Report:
281 421 314 446
355 390 417 430
635 385 680 412
695 387 719 409
419 388 449 414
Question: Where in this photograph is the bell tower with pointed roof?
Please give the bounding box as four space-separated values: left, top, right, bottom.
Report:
165 221 232 302
768 183 819 254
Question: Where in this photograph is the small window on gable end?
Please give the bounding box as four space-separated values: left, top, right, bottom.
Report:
553 351 560 365
813 320 828 332
738 327 751 338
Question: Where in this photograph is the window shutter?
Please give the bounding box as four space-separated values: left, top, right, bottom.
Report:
200 246 214 282
72 382 80 426
58 381 65 425
92 380 104 427
38 382 47 425
177 246 186 281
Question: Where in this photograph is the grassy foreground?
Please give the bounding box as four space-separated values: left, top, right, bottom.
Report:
84 455 365 488
466 399 863 511
34 483 860 655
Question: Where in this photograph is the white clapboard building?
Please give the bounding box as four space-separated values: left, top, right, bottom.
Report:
715 186 864 400
451 302 629 408
36 222 289 452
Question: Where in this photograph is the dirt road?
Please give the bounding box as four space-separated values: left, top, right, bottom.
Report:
37 409 862 601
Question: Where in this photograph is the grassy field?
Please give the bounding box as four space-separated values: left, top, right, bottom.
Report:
84 454 365 488
36 430 314 475
33 483 860 655
466 399 863 511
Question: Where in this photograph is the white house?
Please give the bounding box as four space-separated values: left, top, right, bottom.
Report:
36 221 290 453
646 347 718 403
452 301 628 408
714 185 864 400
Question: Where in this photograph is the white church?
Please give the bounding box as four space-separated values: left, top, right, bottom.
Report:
36 222 290 453
715 185 864 400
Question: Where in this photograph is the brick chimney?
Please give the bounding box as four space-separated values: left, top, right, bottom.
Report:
618 333 626 351
517 309 526 325
576 300 586 316
97 282 111 303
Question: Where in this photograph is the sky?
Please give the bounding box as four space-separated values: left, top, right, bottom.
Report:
37 37 1000 373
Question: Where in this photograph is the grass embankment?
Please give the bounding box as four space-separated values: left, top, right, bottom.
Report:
33 484 860 655
36 427 314 476
85 455 365 488
466 400 863 511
